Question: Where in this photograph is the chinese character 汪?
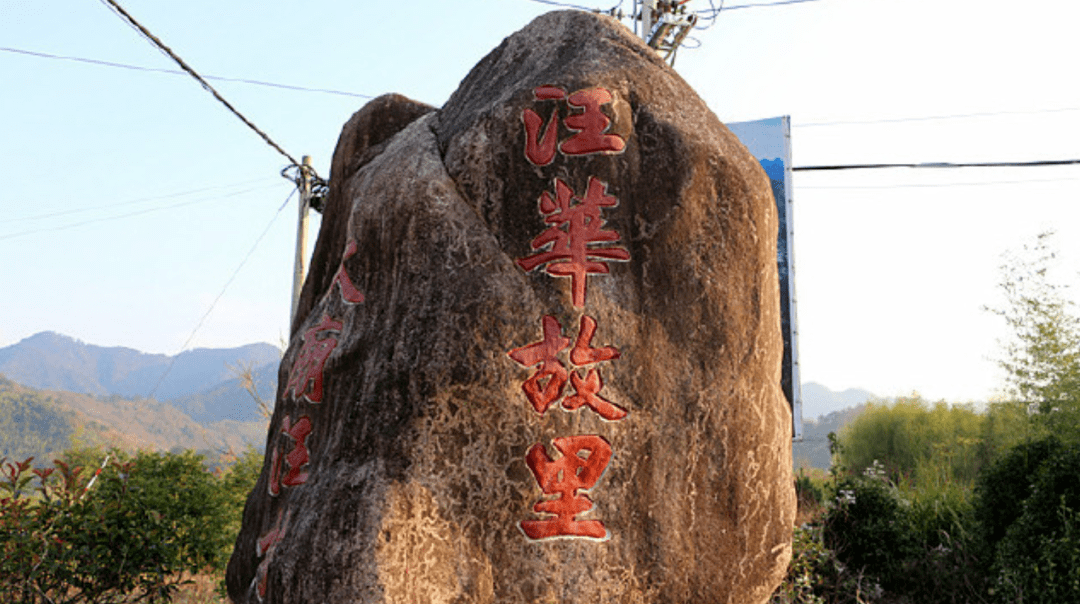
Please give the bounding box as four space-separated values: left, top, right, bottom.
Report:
522 86 626 166
284 315 342 403
520 434 612 540
268 415 313 496
516 177 630 308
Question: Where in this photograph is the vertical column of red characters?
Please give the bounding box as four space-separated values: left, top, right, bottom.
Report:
510 85 629 541
252 242 365 599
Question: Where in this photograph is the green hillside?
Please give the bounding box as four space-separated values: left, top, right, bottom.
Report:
0 375 76 461
0 374 269 462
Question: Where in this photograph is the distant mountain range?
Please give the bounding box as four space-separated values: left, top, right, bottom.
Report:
0 332 279 423
0 376 268 463
800 382 875 420
0 332 877 469
794 382 878 470
0 332 281 461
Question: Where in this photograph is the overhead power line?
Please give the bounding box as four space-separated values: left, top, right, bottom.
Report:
524 0 605 10
523 0 820 14
794 159 1080 172
0 185 279 242
698 0 819 12
0 178 277 224
96 0 299 166
0 47 373 99
801 175 1080 190
797 106 1080 127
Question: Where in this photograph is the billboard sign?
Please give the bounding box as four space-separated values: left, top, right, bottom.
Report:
727 116 802 440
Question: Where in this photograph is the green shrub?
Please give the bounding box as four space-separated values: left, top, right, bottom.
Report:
0 454 182 603
820 471 915 592
771 523 886 604
972 436 1063 562
795 470 825 509
990 442 1080 603
0 449 239 603
837 396 1015 491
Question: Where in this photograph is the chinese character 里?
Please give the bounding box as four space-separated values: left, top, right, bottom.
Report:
520 434 612 540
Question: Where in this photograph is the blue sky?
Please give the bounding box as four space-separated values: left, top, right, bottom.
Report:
3 0 1079 403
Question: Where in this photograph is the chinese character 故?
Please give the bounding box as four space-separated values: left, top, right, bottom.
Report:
508 314 627 421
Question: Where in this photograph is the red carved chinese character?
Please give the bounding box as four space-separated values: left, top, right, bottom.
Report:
508 315 627 419
507 315 570 414
269 415 313 496
517 177 630 307
570 314 620 365
561 87 625 156
564 315 626 419
332 239 365 304
522 86 567 166
521 435 612 540
285 315 342 403
563 368 627 421
254 509 290 601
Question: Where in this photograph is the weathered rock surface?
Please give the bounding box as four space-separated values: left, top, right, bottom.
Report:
227 10 794 604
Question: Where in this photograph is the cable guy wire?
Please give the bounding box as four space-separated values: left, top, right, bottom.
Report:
147 187 297 400
96 0 299 166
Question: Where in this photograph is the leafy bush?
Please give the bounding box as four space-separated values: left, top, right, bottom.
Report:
0 448 244 603
0 454 182 603
973 436 1063 561
820 471 915 592
113 450 233 574
989 441 1080 603
837 396 1017 490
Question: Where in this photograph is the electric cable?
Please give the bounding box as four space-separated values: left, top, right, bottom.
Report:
698 0 820 12
796 106 1080 127
96 0 300 166
524 0 606 10
800 175 1080 190
147 187 297 400
0 47 374 99
793 159 1080 172
695 0 724 30
0 178 277 224
0 185 277 242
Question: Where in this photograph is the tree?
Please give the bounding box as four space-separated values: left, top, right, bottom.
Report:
989 231 1080 440
837 395 1007 488
0 449 235 603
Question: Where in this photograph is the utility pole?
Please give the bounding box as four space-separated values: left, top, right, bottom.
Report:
629 0 697 65
641 0 657 41
290 155 313 327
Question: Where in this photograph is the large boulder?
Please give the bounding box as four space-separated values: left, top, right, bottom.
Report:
227 10 794 604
